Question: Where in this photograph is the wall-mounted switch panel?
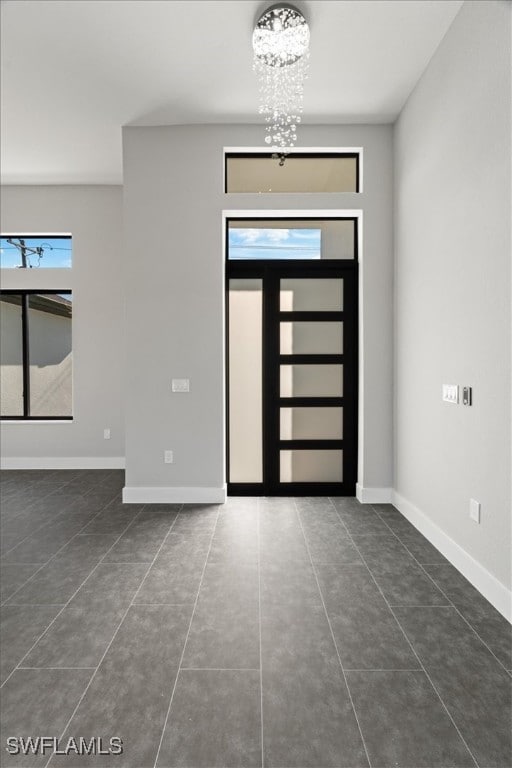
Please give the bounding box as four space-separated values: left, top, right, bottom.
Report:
469 498 480 524
164 450 173 464
103 428 111 440
462 386 472 406
442 384 459 404
172 378 190 393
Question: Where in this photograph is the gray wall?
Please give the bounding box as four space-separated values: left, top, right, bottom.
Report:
394 0 511 589
122 124 393 495
0 186 125 463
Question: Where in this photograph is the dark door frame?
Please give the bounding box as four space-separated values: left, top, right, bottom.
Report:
225 221 359 497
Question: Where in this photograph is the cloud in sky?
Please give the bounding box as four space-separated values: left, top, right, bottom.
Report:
291 230 321 240
235 228 290 245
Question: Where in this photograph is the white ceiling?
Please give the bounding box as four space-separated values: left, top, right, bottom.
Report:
0 0 463 184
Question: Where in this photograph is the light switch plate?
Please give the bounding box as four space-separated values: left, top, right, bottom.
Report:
442 384 459 404
469 498 480 523
172 378 190 393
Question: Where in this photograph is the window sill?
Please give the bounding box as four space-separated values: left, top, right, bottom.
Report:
1 419 74 424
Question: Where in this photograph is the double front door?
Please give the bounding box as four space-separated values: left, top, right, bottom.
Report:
227 261 358 495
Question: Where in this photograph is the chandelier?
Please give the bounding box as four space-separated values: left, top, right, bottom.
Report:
252 4 310 151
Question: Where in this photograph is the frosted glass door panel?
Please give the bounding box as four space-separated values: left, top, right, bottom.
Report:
0 296 24 416
280 322 343 355
280 450 343 482
280 407 343 440
280 365 343 397
280 279 343 311
229 279 263 483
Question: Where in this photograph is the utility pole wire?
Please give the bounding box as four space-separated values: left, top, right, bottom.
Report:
6 237 43 268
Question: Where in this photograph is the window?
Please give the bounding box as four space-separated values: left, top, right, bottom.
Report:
229 228 321 260
0 235 72 269
227 219 357 261
225 152 360 193
0 292 73 419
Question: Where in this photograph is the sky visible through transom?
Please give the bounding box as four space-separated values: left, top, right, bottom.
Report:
228 228 321 259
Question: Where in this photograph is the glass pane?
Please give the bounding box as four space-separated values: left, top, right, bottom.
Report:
280 322 343 354
0 295 24 416
280 450 343 482
229 228 320 260
280 407 343 440
228 219 355 260
280 364 343 397
28 294 73 417
226 155 358 193
229 279 263 483
0 236 72 268
280 278 343 311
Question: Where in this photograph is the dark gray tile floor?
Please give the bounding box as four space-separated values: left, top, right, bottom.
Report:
0 471 510 767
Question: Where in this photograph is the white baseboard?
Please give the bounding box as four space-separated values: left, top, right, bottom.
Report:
356 483 393 504
122 485 227 504
0 457 125 470
392 491 511 623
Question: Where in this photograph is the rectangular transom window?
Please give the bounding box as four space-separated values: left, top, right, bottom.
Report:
225 152 360 193
228 219 357 260
0 235 72 269
0 291 73 419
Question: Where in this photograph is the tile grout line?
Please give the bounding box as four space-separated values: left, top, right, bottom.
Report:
386 604 461 609
0 495 126 604
1 534 121 609
0 473 77 522
131 602 196 607
387 612 480 768
257 498 265 768
18 666 97 670
6 603 67 607
180 667 261 672
152 505 222 768
371 505 511 674
44 503 184 768
330 498 480 768
0 506 90 563
0 502 151 688
0 477 121 557
343 668 429 672
294 499 372 768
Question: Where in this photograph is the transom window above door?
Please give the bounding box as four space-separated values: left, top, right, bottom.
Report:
227 219 357 261
224 152 361 193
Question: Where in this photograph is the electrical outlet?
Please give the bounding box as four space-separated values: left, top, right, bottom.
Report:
469 498 480 524
164 450 173 464
103 428 111 440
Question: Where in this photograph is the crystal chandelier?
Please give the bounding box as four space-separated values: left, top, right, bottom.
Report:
252 4 310 151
